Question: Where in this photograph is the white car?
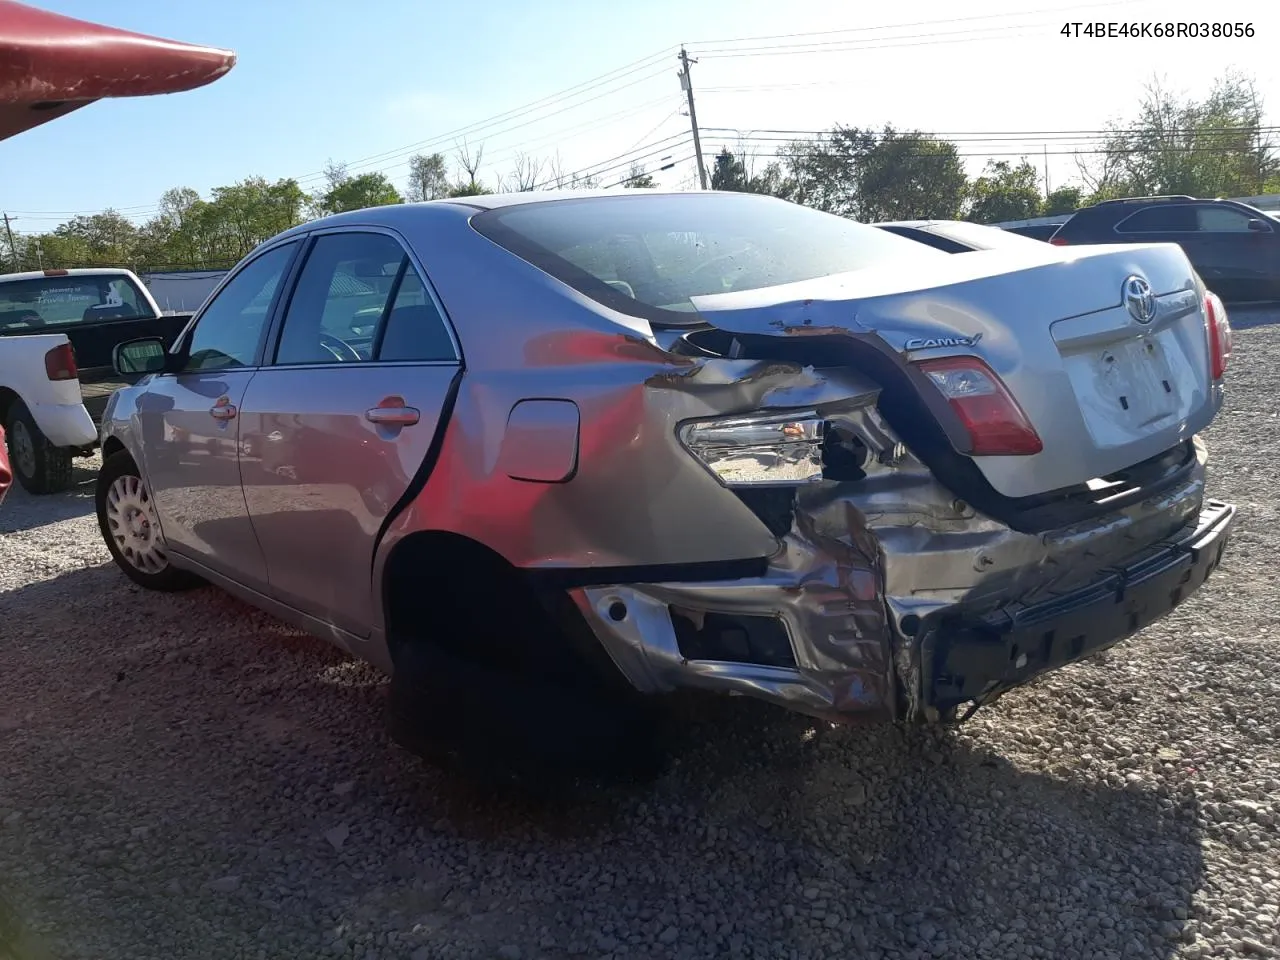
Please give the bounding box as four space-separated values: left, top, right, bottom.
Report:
0 267 184 493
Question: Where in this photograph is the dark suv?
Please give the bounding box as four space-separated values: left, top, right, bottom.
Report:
1050 195 1280 302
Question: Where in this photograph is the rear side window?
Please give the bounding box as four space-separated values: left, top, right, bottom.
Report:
273 231 455 365
471 193 947 326
1115 205 1197 233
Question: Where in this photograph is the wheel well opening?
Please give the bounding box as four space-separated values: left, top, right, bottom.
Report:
381 531 632 694
100 437 127 461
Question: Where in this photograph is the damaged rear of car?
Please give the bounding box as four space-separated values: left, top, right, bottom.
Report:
454 191 1235 727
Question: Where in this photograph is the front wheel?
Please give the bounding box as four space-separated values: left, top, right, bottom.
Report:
4 400 73 494
95 450 202 591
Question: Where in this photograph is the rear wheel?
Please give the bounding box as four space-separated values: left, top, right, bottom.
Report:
95 450 202 591
4 400 73 495
383 536 669 788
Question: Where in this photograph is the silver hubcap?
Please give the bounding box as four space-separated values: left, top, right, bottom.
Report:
105 474 168 574
10 419 36 478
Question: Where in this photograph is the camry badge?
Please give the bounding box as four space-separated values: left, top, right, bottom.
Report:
904 333 983 351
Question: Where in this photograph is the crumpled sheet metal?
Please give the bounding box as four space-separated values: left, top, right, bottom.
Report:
571 514 895 721
571 395 1210 724
565 385 898 723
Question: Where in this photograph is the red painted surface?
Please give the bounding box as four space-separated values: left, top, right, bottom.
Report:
0 0 236 140
0 425 10 504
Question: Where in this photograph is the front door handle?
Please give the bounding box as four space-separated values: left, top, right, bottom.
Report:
210 397 237 421
365 396 420 426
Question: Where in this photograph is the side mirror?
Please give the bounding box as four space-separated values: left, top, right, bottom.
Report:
113 337 169 377
1247 218 1271 232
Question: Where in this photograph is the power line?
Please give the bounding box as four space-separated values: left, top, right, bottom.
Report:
293 47 676 180
695 27 1044 59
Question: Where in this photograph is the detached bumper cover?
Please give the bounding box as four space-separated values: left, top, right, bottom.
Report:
922 498 1235 715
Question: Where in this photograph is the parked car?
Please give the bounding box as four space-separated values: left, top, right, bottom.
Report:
0 267 192 493
1049 195 1280 301
96 190 1236 780
875 219 1054 253
1004 223 1065 241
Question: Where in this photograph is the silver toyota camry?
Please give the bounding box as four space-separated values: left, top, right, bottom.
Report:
96 190 1237 778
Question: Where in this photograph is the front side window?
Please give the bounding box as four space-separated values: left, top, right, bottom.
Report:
471 192 948 326
0 273 151 332
1196 205 1268 232
274 232 455 365
183 242 296 372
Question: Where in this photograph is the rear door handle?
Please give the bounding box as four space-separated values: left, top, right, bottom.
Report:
210 398 237 421
365 396 420 426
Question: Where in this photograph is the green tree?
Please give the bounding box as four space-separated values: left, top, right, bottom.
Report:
1081 70 1278 199
623 162 655 188
315 161 402 215
710 148 749 191
781 126 968 222
967 160 1044 223
199 176 308 262
406 153 451 202
1043 185 1083 216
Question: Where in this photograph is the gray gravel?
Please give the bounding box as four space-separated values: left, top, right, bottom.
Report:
3 306 1280 960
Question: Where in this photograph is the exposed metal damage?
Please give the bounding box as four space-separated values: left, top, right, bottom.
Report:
571 330 1230 727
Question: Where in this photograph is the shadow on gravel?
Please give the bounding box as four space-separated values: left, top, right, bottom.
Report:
0 461 97 533
0 562 1206 960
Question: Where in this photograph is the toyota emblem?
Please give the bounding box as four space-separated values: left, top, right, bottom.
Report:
1123 275 1156 324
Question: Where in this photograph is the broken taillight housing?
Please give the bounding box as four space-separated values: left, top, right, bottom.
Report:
915 355 1043 456
44 342 78 382
1204 292 1232 381
679 411 825 486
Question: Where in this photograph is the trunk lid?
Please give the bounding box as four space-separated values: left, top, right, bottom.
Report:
689 242 1218 500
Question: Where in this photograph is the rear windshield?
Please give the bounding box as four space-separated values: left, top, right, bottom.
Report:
0 274 154 333
471 192 947 326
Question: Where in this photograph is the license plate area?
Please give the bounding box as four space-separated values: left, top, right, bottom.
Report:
1094 334 1179 426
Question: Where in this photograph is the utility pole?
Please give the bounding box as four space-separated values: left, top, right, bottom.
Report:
1043 144 1051 198
678 47 708 190
2 213 17 271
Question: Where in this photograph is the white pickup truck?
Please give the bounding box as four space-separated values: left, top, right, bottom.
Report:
0 267 192 493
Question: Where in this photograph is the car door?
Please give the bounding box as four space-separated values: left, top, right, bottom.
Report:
134 240 300 590
1190 203 1279 300
237 227 461 637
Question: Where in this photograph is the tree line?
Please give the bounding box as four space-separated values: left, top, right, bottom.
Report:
5 70 1275 274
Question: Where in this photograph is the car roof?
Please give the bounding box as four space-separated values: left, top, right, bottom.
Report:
0 267 138 284
266 189 793 243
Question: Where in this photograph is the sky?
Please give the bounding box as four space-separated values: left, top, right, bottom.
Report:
1 0 1277 234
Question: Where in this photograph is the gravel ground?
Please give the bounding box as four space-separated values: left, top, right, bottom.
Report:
2 307 1279 960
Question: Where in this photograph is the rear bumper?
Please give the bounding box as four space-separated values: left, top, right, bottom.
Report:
569 499 1235 723
30 401 97 448
919 498 1235 717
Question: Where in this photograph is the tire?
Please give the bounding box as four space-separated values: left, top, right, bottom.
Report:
386 640 668 791
95 450 202 592
4 400 73 495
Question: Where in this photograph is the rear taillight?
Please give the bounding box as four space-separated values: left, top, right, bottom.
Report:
915 355 1043 456
1204 292 1231 381
1049 236 1068 246
44 342 78 381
